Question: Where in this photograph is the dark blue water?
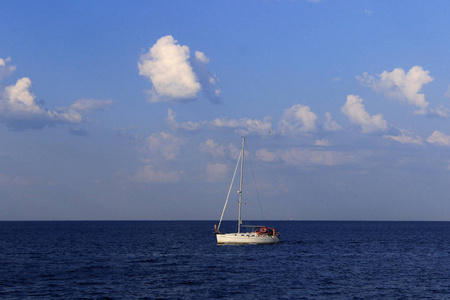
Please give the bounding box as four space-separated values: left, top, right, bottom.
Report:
0 221 449 299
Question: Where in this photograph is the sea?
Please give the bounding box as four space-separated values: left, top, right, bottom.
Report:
0 221 449 299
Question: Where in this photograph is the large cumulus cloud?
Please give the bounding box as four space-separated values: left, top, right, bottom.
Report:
357 66 433 114
138 35 220 103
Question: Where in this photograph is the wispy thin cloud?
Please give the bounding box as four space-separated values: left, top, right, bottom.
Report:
364 9 374 16
384 129 423 145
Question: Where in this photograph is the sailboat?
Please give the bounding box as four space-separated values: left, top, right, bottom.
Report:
214 137 280 244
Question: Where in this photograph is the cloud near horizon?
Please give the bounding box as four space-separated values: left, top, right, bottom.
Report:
205 163 228 182
0 173 34 186
133 131 184 183
146 132 183 161
211 116 273 137
256 147 354 167
134 164 181 183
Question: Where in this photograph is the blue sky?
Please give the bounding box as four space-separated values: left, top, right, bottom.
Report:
1 0 450 220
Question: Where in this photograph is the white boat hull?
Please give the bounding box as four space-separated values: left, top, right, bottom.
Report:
216 233 280 244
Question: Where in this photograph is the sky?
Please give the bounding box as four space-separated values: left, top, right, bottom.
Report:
1 0 450 221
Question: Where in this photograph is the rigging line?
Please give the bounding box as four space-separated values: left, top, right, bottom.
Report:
246 144 266 221
217 150 242 232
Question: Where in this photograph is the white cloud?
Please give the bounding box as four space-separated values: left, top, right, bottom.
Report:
0 73 112 129
315 139 331 146
52 98 113 124
134 164 181 183
445 84 450 98
323 112 342 131
0 77 83 127
48 109 82 123
211 117 272 136
146 132 183 160
132 132 184 184
200 139 244 160
426 131 450 146
167 110 272 136
195 51 210 64
167 109 201 131
357 66 433 114
205 163 228 182
255 148 279 162
200 139 225 157
256 148 354 167
278 104 318 135
2 77 41 113
138 36 220 103
429 105 450 117
281 148 353 166
69 98 113 112
0 57 16 80
138 35 201 102
384 129 423 145
341 95 388 133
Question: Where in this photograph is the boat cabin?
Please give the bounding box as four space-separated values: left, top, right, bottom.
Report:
254 226 277 237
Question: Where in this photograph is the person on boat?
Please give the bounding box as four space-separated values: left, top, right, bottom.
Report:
214 224 220 234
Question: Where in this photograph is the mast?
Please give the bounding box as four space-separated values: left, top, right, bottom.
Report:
238 137 245 233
